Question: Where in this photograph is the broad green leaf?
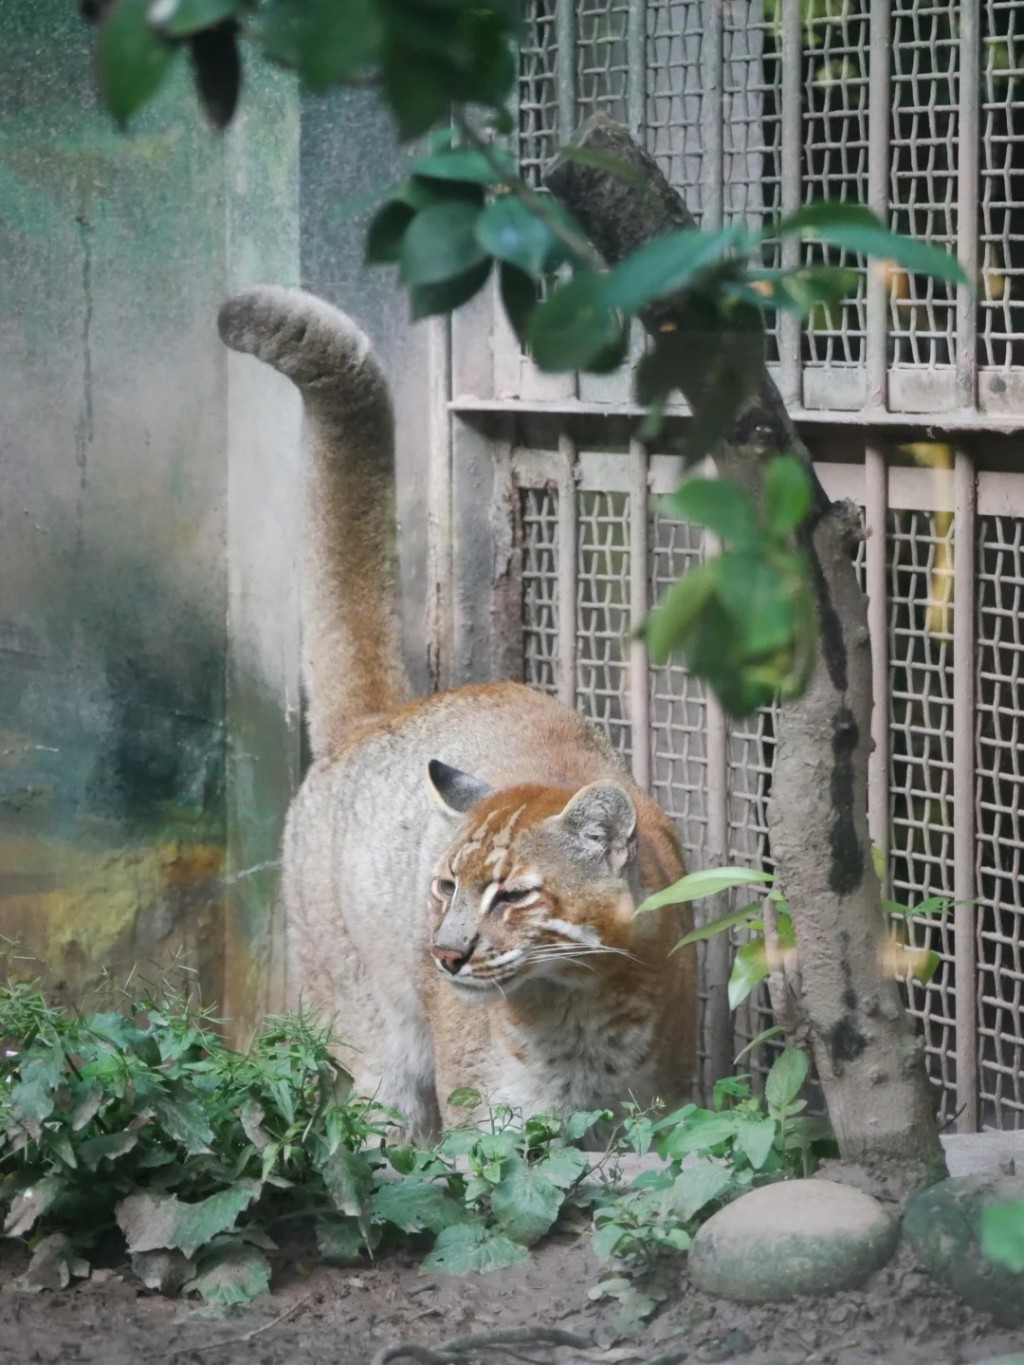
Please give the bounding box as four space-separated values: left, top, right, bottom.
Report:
672 902 764 949
670 1161 733 1220
734 1116 778 1170
637 866 773 915
777 202 968 287
447 1086 483 1110
489 1158 563 1245
370 1179 468 1234
408 146 516 185
11 1048 64 1128
401 201 487 286
660 1114 740 1161
3 1176 64 1238
98 0 178 127
365 200 416 265
734 1025 784 1063
764 455 813 539
535 1146 590 1190
381 43 450 141
716 554 795 655
185 1240 271 1306
499 263 540 345
476 196 560 278
421 1222 529 1275
728 939 769 1010
315 1217 365 1262
409 259 492 321
981 1199 1024 1273
20 1233 90 1292
591 1220 629 1260
116 1180 261 1259
78 1131 138 1170
253 0 383 89
321 1146 373 1218
563 1108 612 1142
871 843 887 881
147 0 237 37
665 477 760 547
644 562 717 666
765 1047 810 1112
602 225 750 314
153 1095 215 1154
526 273 623 373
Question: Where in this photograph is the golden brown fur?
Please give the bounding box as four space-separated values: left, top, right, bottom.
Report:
218 287 696 1143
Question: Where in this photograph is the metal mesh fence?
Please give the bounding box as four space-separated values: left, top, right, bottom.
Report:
514 0 1024 412
514 454 1024 1130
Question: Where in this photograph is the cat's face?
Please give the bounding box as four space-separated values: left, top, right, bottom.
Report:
426 766 639 999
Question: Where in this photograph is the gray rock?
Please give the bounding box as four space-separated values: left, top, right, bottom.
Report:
903 1174 1024 1328
688 1178 898 1304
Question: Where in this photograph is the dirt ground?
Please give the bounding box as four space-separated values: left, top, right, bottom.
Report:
0 1233 1020 1365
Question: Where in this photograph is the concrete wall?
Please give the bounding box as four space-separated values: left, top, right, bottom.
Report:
0 4 429 1032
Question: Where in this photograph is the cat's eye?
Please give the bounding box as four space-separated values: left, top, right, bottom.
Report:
433 877 456 899
496 886 535 906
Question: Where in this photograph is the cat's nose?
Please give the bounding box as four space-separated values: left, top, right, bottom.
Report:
433 946 471 974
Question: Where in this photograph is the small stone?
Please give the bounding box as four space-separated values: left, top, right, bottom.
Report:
903 1174 1024 1328
688 1179 898 1304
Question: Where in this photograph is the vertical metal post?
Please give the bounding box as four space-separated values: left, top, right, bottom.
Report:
425 316 453 693
778 0 803 407
865 445 890 884
956 0 980 409
556 0 576 147
701 0 724 228
557 432 578 709
702 529 734 1092
953 448 978 1132
629 440 651 790
866 0 891 409
627 0 646 140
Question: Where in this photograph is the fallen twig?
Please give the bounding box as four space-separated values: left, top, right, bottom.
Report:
173 1291 314 1357
371 1325 592 1365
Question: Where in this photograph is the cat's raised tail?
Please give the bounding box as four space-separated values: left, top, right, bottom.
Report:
219 286 407 755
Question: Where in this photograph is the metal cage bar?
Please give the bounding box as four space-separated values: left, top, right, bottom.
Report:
629 440 651 789
957 0 981 408
557 432 578 707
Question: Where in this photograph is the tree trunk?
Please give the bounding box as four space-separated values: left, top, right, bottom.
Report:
544 115 945 1183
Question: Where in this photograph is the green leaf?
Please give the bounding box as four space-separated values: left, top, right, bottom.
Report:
716 553 795 655
489 1158 563 1245
11 1048 64 1129
98 0 178 127
548 143 647 186
3 1176 65 1238
728 939 769 1010
147 0 237 37
421 1222 529 1275
526 273 624 373
672 902 764 949
370 1179 468 1234
253 0 383 89
409 259 492 321
78 1130 139 1170
315 1217 365 1262
534 1146 590 1190
116 1180 261 1259
661 1113 740 1161
764 455 813 539
153 1095 215 1154
499 262 540 345
637 866 773 915
408 146 516 185
185 1239 271 1306
643 562 717 666
777 202 968 287
321 1146 373 1218
733 1025 785 1063
602 225 750 314
765 1047 810 1112
476 196 560 278
664 477 760 547
981 1199 1024 1273
401 201 487 286
447 1086 483 1110
591 1220 630 1261
734 1116 778 1170
365 200 416 265
563 1109 612 1143
670 1161 734 1220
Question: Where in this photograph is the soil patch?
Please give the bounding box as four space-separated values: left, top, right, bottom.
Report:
0 1235 1018 1365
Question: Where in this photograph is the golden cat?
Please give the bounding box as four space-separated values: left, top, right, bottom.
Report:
218 286 696 1142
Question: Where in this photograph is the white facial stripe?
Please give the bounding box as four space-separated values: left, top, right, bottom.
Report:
482 947 526 969
493 804 526 847
543 917 601 947
484 847 508 871
480 881 501 915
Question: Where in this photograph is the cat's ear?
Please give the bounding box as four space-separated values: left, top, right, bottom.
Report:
557 781 638 874
427 759 493 816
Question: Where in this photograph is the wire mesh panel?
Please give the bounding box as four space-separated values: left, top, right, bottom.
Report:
975 514 1024 1126
576 0 630 124
887 509 958 1122
981 1 1024 370
576 490 632 758
645 0 704 217
520 486 560 694
519 0 560 187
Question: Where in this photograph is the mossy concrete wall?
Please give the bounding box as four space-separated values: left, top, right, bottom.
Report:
0 5 427 1037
